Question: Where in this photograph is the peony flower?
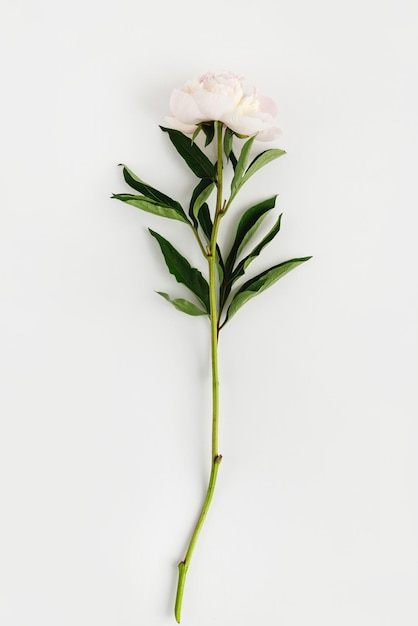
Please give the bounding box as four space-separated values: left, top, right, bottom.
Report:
164 71 281 142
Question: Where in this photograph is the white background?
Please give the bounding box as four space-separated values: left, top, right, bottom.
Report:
1 0 417 624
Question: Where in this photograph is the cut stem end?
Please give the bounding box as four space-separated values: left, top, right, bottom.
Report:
175 561 188 623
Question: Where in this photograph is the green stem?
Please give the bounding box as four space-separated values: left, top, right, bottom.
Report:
189 222 208 259
174 122 224 623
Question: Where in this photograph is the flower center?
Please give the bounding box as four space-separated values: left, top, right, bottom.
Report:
236 92 260 115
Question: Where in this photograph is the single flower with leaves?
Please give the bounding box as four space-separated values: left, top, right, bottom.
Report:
112 71 311 623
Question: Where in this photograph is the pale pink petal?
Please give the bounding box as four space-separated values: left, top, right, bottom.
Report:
169 89 204 124
221 113 266 136
163 115 198 135
256 126 282 142
166 74 280 142
258 95 278 117
222 112 281 141
192 91 236 121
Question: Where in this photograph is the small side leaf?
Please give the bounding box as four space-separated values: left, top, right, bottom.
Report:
189 178 215 222
201 122 215 146
160 127 216 180
232 213 283 281
119 165 184 213
230 151 238 171
149 229 210 312
223 127 234 160
112 194 189 223
156 292 207 316
224 257 312 324
241 149 286 187
230 136 256 196
224 196 277 277
192 125 202 142
197 203 212 241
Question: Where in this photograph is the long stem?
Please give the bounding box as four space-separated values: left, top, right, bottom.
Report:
174 122 224 623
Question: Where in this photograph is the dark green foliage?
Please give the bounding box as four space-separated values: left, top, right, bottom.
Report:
112 193 189 223
119 165 184 212
220 197 278 310
149 229 210 313
224 257 312 324
115 128 310 330
189 178 215 224
160 127 216 180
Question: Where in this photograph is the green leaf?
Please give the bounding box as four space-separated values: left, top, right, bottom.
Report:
201 122 215 146
149 229 210 312
241 149 286 187
223 127 234 160
189 178 215 222
156 292 207 316
112 194 189 223
160 127 216 179
224 196 278 277
215 252 224 284
230 151 238 171
192 125 203 142
232 213 283 281
119 164 184 212
197 203 212 241
224 256 312 324
230 136 256 196
229 146 286 200
219 196 277 311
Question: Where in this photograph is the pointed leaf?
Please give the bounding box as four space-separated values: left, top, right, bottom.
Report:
201 122 215 146
112 194 189 223
119 165 185 213
241 149 286 187
233 213 283 281
189 178 215 222
230 151 238 171
220 196 278 311
230 136 256 196
149 229 210 312
220 208 282 313
192 125 203 142
224 196 277 277
197 203 212 242
223 127 234 160
156 292 207 316
160 127 216 179
236 214 268 259
225 257 312 323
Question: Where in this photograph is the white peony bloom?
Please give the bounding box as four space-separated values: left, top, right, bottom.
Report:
164 72 280 142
